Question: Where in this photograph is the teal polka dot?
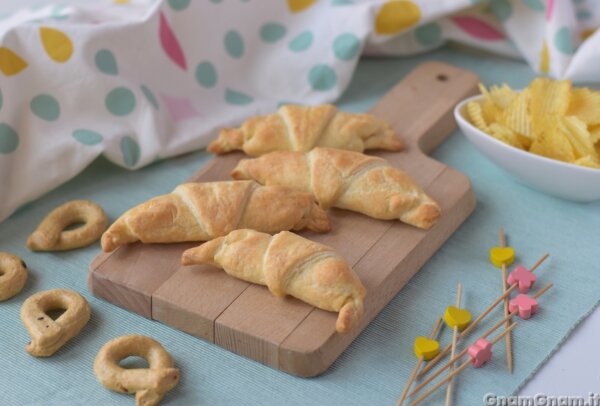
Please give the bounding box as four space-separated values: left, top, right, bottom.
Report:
577 10 591 21
308 65 337 91
120 136 140 167
224 30 244 59
95 49 118 76
331 0 353 4
209 0 222 3
30 94 60 122
415 22 442 47
225 88 253 105
140 85 159 110
106 87 136 116
73 129 103 145
167 0 190 10
288 31 313 52
333 33 361 61
490 0 512 22
554 27 575 54
0 123 19 154
50 5 69 19
522 0 544 12
195 61 218 88
260 23 287 43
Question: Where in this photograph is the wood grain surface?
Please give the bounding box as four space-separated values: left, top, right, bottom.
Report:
88 61 479 377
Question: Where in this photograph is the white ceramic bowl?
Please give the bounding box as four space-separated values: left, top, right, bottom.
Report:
454 95 600 202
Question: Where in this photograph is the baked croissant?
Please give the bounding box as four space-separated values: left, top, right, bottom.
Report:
101 181 330 252
207 104 403 156
231 148 441 229
181 229 366 333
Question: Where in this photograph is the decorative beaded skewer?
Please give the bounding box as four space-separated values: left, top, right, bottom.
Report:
409 283 553 398
396 318 443 406
418 253 549 378
407 323 518 406
445 283 471 406
490 228 515 373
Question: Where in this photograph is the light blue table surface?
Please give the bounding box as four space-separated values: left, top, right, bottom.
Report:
1 46 599 406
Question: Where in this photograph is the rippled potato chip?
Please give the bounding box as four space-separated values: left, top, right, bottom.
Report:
502 89 533 139
529 78 571 118
589 125 600 143
567 88 600 125
467 101 489 132
575 156 600 169
467 78 600 170
488 123 523 149
560 116 597 159
530 117 576 163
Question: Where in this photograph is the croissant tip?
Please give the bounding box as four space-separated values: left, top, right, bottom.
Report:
208 128 243 154
336 300 364 333
413 203 442 230
387 136 404 151
181 250 193 265
206 140 223 154
100 233 117 252
230 165 247 180
310 214 332 233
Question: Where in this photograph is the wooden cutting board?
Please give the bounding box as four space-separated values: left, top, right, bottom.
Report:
88 62 479 377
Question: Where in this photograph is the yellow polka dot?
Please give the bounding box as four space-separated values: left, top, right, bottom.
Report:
375 0 421 35
539 41 550 74
581 28 597 41
0 47 28 76
287 0 316 13
40 27 73 63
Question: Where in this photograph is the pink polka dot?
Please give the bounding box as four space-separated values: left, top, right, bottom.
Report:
546 0 554 21
159 93 199 122
451 16 505 41
159 11 187 70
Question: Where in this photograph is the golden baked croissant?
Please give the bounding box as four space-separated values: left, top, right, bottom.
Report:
207 104 403 156
101 181 330 252
181 229 366 333
231 147 441 229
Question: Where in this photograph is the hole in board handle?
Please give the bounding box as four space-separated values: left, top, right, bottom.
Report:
436 74 448 82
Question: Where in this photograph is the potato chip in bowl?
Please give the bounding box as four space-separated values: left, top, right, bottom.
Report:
454 78 600 202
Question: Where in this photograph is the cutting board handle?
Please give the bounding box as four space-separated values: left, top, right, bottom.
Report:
369 61 479 156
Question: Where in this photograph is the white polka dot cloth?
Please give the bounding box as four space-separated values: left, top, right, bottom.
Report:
0 0 598 221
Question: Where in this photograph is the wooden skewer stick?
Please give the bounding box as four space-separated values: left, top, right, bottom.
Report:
532 282 553 299
498 229 513 374
408 324 518 406
396 318 443 406
445 284 462 406
529 253 550 273
418 253 550 378
410 283 553 399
